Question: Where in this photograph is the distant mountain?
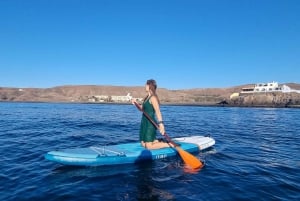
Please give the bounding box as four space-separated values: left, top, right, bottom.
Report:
1 83 300 107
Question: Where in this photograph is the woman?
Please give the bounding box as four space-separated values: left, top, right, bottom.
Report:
132 79 172 149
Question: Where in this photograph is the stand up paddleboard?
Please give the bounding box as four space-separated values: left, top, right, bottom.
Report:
45 135 215 166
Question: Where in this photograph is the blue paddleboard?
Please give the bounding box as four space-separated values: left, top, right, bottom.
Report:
45 135 215 166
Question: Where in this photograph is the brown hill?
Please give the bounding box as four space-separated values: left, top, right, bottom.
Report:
1 83 300 107
0 85 238 104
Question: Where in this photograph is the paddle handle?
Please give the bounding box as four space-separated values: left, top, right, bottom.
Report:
133 101 179 147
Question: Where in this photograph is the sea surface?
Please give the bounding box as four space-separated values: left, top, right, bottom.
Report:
0 102 299 201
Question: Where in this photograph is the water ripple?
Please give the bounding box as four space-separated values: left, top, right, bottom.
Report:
0 103 299 201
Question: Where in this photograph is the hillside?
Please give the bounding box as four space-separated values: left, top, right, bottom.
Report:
1 83 300 107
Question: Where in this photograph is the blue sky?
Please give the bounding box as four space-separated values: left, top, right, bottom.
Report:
0 0 299 89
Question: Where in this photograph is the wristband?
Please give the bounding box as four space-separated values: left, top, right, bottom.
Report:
158 121 164 124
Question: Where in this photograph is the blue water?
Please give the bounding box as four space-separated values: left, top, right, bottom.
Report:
0 102 299 201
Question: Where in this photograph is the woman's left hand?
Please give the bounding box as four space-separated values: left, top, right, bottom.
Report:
159 124 165 135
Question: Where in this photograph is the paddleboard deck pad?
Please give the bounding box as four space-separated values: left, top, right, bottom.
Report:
45 135 215 166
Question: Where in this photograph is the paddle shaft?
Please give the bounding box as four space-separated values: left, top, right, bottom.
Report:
133 102 179 147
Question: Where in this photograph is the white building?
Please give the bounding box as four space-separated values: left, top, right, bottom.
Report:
89 93 140 103
254 81 282 92
240 81 300 94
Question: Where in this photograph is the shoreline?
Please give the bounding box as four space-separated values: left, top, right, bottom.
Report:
1 100 299 109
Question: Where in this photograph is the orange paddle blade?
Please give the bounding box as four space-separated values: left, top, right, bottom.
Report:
176 147 204 169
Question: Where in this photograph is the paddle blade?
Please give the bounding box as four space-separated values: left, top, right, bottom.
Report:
176 147 204 169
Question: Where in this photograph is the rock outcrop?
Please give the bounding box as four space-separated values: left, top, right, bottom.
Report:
229 92 300 107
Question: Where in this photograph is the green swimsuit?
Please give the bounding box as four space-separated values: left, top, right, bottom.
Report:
139 96 157 142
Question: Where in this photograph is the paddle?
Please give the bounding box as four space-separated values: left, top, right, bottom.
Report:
132 101 203 169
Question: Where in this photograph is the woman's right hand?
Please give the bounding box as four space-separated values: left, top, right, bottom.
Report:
131 98 137 104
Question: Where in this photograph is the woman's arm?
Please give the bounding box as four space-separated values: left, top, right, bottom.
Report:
151 96 165 135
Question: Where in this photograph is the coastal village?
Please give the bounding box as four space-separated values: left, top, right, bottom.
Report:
87 93 142 103
231 81 300 97
1 81 300 107
227 82 300 107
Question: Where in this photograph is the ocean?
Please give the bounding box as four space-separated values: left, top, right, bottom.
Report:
0 102 299 201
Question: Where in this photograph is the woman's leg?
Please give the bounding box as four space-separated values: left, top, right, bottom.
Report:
143 141 172 150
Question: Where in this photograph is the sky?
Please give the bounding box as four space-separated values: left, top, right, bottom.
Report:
0 0 299 90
